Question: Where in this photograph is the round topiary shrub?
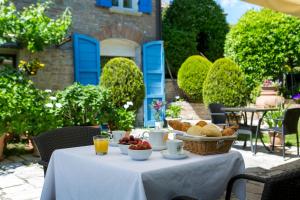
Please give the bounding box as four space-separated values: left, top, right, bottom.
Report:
100 57 145 110
177 55 212 101
203 58 247 107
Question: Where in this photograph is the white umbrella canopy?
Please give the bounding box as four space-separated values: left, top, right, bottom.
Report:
244 0 300 17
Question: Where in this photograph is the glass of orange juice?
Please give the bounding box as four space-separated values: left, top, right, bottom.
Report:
93 135 109 155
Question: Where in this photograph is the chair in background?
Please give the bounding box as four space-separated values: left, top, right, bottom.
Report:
226 168 300 200
268 108 300 158
208 103 229 127
33 126 100 175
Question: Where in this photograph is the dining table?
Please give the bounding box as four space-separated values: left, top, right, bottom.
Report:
222 107 278 154
41 145 246 200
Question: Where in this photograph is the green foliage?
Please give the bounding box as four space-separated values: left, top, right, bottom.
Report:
54 83 112 127
225 9 300 92
0 68 58 136
203 58 248 107
166 103 181 118
163 0 228 76
264 105 285 128
111 107 136 131
163 26 198 76
100 57 145 111
0 0 72 52
177 55 212 101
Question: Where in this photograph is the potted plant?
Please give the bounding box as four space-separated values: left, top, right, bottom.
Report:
108 102 136 134
151 99 165 129
166 96 182 124
264 105 285 147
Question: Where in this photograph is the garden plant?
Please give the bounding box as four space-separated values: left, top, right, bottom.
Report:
0 0 72 74
177 55 212 101
100 57 145 111
163 0 228 76
225 8 300 95
203 58 248 107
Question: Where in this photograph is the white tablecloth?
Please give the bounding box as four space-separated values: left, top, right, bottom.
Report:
41 146 245 200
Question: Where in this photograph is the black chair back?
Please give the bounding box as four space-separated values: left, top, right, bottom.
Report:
33 126 100 167
283 108 300 135
208 103 227 124
261 168 300 200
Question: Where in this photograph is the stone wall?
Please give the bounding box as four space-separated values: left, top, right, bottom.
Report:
13 0 158 90
165 79 210 120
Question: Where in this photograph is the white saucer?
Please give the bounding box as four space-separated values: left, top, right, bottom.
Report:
152 145 167 151
109 140 119 147
161 150 188 160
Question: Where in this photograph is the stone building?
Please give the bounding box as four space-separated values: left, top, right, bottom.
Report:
0 0 165 127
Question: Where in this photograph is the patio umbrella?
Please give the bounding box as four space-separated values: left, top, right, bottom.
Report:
244 0 300 17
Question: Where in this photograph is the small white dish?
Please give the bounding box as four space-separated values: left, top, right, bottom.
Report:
128 149 152 161
118 144 130 155
161 150 188 160
152 145 167 151
109 140 118 147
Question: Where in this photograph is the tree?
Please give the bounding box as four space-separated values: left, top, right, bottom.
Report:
225 9 300 91
163 0 228 76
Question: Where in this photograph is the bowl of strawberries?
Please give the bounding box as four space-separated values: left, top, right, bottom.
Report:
128 140 152 161
118 136 141 155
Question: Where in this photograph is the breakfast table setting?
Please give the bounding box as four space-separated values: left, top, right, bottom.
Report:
41 121 246 200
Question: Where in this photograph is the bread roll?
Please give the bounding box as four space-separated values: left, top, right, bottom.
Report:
201 124 222 137
196 120 207 127
187 126 204 136
181 122 192 132
222 127 235 136
168 120 182 131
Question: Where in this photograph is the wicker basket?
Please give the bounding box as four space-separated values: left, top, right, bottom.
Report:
176 134 237 155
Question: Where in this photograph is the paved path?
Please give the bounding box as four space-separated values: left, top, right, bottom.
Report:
0 142 299 200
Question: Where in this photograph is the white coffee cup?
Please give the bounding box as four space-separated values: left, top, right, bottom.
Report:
167 139 183 155
112 130 126 143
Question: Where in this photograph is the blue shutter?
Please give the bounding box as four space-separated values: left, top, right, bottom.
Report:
143 41 165 127
96 0 112 8
73 33 101 85
139 0 152 14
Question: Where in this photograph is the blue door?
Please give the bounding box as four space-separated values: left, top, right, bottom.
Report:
143 41 165 127
73 33 100 85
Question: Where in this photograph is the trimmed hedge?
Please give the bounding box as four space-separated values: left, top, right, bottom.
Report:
203 58 247 107
100 57 145 110
177 55 212 101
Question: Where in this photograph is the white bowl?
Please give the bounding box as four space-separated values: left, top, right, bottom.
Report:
128 149 152 161
118 144 130 155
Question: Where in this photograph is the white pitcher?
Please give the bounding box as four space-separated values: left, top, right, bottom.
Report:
142 129 168 151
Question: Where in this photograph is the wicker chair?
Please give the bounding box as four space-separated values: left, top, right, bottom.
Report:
268 108 300 158
33 126 100 175
226 168 300 200
172 168 300 200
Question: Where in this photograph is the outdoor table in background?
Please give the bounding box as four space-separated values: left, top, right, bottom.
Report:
222 107 278 154
41 146 246 200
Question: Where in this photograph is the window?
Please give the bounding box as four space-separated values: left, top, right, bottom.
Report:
0 54 17 69
111 0 139 12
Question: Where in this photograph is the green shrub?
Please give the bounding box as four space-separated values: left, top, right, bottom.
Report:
163 0 228 76
177 56 212 101
55 83 112 127
0 68 58 136
166 103 182 118
100 57 145 110
225 9 300 92
203 58 247 107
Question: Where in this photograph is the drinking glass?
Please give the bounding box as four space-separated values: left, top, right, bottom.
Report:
93 135 109 155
